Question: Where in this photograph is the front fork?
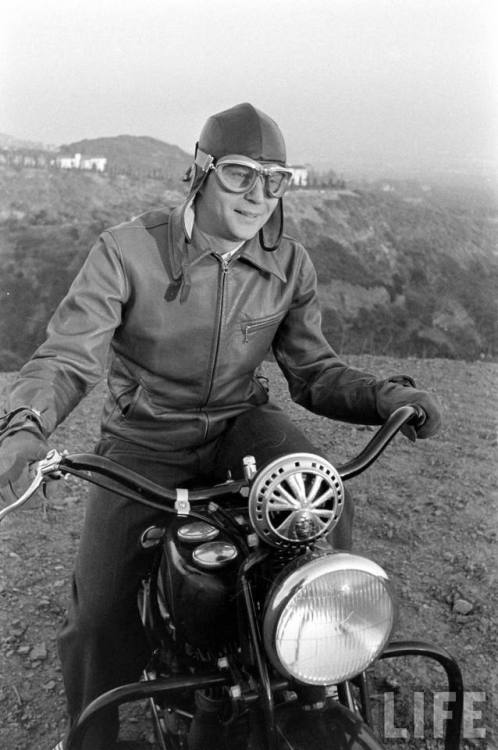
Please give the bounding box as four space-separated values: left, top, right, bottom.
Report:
237 553 383 750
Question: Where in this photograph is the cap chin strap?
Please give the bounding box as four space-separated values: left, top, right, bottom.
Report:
259 199 283 252
182 145 212 242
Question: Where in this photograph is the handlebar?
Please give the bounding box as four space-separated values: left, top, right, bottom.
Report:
0 405 424 522
337 404 424 480
0 448 63 521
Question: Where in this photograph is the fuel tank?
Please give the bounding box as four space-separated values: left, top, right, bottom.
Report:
157 519 240 651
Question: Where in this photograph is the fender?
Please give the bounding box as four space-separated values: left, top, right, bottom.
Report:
274 700 385 750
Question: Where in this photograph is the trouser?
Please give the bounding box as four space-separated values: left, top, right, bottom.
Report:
58 402 353 749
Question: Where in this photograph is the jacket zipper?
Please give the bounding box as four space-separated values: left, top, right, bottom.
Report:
203 255 230 406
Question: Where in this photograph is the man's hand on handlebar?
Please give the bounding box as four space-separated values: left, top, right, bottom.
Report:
376 376 442 442
0 428 49 506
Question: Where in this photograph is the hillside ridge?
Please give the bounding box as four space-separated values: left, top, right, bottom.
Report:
0 154 497 366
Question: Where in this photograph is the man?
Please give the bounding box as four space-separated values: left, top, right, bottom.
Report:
0 103 440 749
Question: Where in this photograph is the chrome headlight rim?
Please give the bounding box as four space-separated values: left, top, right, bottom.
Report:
263 552 396 685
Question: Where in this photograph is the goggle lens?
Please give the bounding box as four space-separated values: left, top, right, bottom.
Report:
218 163 256 192
216 162 292 198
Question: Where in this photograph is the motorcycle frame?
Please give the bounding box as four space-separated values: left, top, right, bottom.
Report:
65 652 463 750
64 544 464 750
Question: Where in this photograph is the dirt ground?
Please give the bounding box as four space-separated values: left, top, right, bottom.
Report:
0 354 496 749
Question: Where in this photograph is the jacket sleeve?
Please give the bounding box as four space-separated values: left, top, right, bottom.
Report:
4 232 129 437
272 248 384 425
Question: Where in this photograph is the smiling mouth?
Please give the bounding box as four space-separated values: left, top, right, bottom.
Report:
235 209 261 219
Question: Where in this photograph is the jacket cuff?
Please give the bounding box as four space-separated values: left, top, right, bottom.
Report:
0 407 45 440
375 376 418 421
384 374 416 388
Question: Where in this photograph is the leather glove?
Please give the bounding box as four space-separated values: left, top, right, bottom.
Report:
0 426 49 505
376 375 442 441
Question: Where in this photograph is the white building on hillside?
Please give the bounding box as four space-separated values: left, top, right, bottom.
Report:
58 153 81 169
57 152 107 172
290 165 308 187
81 156 107 171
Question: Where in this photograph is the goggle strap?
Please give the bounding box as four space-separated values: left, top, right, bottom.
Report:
195 148 215 173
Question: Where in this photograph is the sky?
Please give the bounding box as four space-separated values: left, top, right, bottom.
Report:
2 0 497 177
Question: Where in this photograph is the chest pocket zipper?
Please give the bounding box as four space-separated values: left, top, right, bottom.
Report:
241 312 285 343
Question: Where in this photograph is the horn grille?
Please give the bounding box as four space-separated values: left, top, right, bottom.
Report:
248 453 344 548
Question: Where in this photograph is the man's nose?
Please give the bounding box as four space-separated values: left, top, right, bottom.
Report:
245 174 266 201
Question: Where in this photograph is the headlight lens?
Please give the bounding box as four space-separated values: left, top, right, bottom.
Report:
263 553 395 685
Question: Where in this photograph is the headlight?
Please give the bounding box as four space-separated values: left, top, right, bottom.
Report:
263 553 395 685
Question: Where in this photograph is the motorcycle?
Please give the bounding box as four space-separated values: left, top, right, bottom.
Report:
0 405 464 749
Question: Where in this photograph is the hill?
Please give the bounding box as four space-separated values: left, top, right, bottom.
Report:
284 185 498 360
60 134 192 182
0 139 497 367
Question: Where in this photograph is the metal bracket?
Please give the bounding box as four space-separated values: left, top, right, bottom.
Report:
174 488 190 516
194 148 214 173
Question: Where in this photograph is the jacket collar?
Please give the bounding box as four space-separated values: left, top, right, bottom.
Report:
169 202 287 283
238 235 287 282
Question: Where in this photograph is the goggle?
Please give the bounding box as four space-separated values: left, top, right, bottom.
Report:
196 150 293 199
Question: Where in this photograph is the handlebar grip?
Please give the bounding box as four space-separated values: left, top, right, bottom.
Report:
402 404 427 443
409 404 427 428
0 449 64 522
0 466 44 521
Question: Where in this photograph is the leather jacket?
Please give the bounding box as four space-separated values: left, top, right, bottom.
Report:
6 204 389 451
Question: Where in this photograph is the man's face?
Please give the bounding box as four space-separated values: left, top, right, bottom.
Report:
195 154 279 245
